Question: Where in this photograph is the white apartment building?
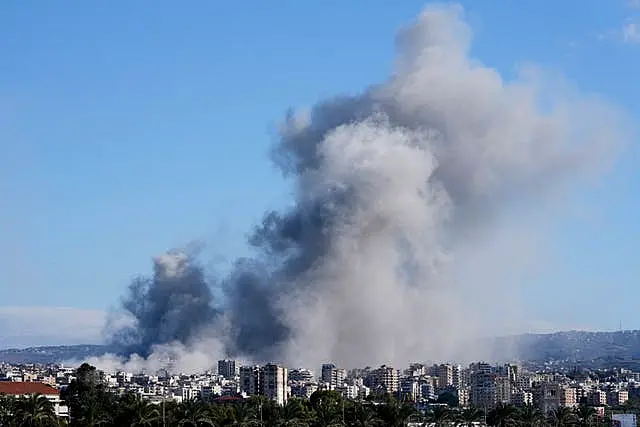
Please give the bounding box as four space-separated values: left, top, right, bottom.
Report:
0 382 68 418
262 364 288 406
240 364 288 406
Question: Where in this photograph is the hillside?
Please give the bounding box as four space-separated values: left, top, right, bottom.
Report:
2 330 640 365
0 345 112 364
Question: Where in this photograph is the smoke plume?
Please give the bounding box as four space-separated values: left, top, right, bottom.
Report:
103 4 627 372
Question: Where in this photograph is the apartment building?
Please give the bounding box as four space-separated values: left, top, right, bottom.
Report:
239 364 289 405
217 360 239 380
370 365 399 393
321 364 346 390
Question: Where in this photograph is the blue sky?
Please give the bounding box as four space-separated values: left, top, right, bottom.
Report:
1 0 639 348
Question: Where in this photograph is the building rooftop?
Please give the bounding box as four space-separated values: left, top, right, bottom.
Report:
0 381 59 396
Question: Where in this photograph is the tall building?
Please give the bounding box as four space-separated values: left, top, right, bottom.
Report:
400 378 420 401
289 368 314 383
217 360 239 380
239 366 261 396
470 363 496 409
239 364 288 405
534 383 577 412
495 376 511 405
262 364 288 406
321 364 346 390
437 364 454 390
370 365 399 394
453 365 466 389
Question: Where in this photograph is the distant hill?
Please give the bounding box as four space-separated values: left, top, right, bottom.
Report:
0 345 112 364
2 330 640 365
491 330 640 362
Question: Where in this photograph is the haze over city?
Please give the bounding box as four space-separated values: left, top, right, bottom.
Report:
1 0 639 371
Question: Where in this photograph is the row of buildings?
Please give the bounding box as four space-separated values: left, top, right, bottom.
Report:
1 359 638 412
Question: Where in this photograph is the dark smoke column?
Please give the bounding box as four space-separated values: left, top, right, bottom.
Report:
110 251 218 358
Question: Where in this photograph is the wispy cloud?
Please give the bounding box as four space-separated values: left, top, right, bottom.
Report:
623 22 640 43
600 1 640 44
0 306 106 349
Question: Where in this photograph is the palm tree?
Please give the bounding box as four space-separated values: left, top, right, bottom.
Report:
310 391 344 427
423 406 453 427
517 405 544 427
348 402 379 427
13 393 57 427
457 407 484 427
375 398 415 427
574 405 596 427
547 407 577 427
76 397 111 426
486 403 518 427
125 395 161 427
0 395 17 427
279 399 309 427
175 399 216 426
231 403 259 426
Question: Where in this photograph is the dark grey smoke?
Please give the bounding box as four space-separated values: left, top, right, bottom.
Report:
110 252 218 358
105 4 628 371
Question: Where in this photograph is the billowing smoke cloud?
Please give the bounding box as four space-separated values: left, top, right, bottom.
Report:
110 252 218 358
102 4 628 372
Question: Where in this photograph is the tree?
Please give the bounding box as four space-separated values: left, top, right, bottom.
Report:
437 392 459 408
279 398 310 427
13 393 57 427
75 397 111 427
423 405 452 427
457 407 484 427
574 405 596 427
486 403 518 427
121 394 161 427
61 363 114 426
175 398 216 426
230 402 259 426
310 391 344 427
0 395 17 427
547 407 577 427
346 402 379 427
518 405 544 427
375 397 415 427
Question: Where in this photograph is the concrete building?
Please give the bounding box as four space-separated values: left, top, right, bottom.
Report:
400 378 421 401
371 365 399 393
321 364 346 390
289 368 314 383
437 364 454 389
239 364 288 405
589 390 607 406
608 390 629 406
262 364 288 406
561 387 578 408
0 382 68 418
470 363 496 410
512 391 534 407
217 360 239 380
458 387 470 407
239 366 261 397
495 376 512 405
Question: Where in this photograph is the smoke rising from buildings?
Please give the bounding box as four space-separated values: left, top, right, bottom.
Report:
102 4 627 372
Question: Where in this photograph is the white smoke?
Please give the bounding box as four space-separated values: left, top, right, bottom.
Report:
96 3 629 374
